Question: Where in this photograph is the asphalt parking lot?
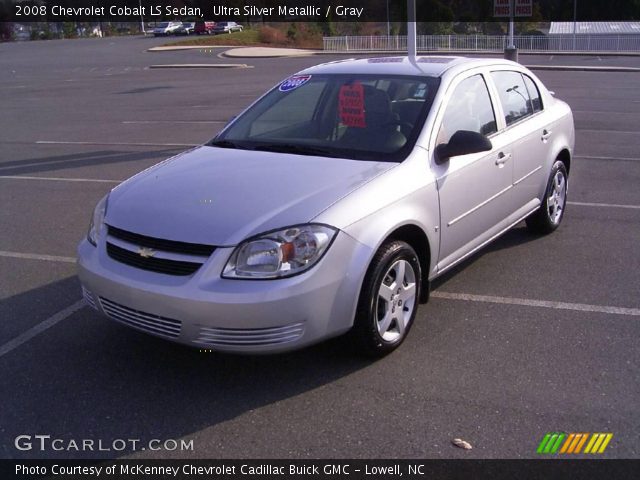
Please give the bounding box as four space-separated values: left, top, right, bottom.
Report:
0 35 638 460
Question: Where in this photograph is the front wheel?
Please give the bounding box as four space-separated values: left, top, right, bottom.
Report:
526 160 568 234
351 240 421 357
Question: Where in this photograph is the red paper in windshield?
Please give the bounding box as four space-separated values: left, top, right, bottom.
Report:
339 82 366 128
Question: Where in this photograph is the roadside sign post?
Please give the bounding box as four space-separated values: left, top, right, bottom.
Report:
495 0 532 62
139 0 145 34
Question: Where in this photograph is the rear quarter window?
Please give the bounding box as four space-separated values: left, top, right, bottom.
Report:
522 74 543 113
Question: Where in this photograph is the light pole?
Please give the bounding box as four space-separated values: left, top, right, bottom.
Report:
572 0 577 51
504 0 518 62
407 0 416 59
386 0 390 37
139 0 145 34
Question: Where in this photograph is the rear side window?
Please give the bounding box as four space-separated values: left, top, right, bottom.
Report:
491 71 533 126
437 74 497 145
522 74 543 113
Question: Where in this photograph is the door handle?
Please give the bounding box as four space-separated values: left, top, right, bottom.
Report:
541 129 552 141
495 152 511 166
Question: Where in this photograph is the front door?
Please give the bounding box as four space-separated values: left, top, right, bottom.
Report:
433 73 514 272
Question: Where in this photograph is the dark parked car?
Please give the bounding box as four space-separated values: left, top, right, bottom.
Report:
175 22 195 35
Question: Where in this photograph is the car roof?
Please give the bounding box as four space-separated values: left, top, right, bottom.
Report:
299 56 520 78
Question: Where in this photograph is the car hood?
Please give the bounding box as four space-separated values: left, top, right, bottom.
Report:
106 146 395 246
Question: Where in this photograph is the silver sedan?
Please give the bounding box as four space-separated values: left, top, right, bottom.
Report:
77 56 574 356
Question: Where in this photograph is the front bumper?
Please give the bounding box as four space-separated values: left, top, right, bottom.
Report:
77 232 371 354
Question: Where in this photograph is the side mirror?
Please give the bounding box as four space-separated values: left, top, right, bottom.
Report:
435 130 493 164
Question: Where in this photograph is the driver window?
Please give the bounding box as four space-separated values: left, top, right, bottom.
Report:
437 74 497 145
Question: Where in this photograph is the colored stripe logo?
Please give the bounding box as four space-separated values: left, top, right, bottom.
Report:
537 433 613 454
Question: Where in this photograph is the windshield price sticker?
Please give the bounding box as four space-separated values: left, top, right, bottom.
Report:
279 75 312 92
339 82 366 128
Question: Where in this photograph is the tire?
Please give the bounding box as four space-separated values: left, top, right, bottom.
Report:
350 240 421 357
526 159 568 234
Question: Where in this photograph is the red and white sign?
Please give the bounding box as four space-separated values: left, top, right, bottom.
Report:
515 0 533 17
493 0 511 17
339 82 366 128
494 0 532 17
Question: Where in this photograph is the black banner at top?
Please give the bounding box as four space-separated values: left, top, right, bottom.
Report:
1 0 640 23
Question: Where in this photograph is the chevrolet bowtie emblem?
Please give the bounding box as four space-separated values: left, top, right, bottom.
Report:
137 247 156 258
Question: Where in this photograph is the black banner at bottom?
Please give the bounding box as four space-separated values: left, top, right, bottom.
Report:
2 459 639 480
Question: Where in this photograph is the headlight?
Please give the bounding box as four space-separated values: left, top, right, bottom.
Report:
222 224 338 279
87 194 109 246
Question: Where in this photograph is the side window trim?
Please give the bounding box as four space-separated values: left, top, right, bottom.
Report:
481 70 506 134
522 73 544 112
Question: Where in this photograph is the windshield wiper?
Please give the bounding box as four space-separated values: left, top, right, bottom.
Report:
252 143 339 158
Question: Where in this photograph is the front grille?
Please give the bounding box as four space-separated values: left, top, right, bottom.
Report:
195 323 305 347
99 297 181 338
108 225 215 256
106 243 202 276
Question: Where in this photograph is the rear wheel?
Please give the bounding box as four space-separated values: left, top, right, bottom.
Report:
351 240 421 357
526 160 568 234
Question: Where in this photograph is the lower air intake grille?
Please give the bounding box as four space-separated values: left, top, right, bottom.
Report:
82 286 98 310
99 297 181 338
195 323 305 347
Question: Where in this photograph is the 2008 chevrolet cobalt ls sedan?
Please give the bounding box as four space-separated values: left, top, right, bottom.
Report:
78 56 574 356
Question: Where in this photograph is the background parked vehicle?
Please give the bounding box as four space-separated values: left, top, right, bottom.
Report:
174 22 195 36
152 22 182 37
213 21 243 34
194 21 216 35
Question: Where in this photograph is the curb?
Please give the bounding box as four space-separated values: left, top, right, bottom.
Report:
149 64 252 69
148 45 236 51
316 50 640 57
222 47 317 58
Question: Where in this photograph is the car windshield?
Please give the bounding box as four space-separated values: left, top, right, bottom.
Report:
211 74 439 162
157 22 169 28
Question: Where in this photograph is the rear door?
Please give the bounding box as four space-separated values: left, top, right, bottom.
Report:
489 70 552 210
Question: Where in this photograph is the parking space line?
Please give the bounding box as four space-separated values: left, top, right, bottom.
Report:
575 155 640 162
568 201 640 210
573 110 640 115
36 140 198 147
578 129 639 135
0 175 120 183
122 120 225 124
0 300 85 358
431 291 640 317
0 251 75 263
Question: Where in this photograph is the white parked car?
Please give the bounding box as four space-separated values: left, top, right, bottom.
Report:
78 56 574 356
213 21 243 34
153 21 182 36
